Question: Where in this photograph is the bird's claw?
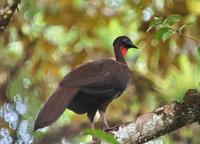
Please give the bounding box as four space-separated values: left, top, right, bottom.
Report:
103 126 110 132
104 124 121 132
90 137 100 144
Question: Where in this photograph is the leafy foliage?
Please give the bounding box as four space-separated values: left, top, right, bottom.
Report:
0 0 200 143
147 14 200 83
156 27 171 41
163 15 182 26
84 129 119 144
147 14 196 42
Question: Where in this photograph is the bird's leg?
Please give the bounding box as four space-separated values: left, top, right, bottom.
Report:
89 121 95 129
89 120 98 142
88 111 99 143
88 110 97 130
99 110 109 131
98 101 111 131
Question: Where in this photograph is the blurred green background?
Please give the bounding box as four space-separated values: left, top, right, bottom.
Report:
0 0 200 143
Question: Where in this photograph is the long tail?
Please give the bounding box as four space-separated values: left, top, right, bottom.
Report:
34 86 79 131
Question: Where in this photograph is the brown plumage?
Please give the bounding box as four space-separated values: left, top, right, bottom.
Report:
34 36 137 131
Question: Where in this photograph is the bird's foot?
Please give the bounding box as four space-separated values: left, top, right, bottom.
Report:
103 125 110 132
90 137 100 144
104 124 121 132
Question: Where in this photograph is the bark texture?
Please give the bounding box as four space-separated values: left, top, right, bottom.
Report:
0 0 20 33
108 89 200 144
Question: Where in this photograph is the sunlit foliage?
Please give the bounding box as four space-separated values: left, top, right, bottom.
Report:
0 0 200 143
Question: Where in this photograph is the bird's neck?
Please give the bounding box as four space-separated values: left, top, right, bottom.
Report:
114 46 127 64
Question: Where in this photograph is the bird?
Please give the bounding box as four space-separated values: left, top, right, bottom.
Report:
34 36 137 131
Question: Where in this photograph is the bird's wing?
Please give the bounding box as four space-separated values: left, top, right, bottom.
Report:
59 59 117 90
34 86 79 131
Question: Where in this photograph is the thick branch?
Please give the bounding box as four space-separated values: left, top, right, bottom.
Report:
0 0 20 33
108 89 200 144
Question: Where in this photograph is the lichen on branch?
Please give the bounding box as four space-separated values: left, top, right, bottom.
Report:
108 89 200 144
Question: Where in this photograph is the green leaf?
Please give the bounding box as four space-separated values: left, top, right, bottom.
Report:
164 15 182 26
154 17 164 21
147 20 162 32
147 17 164 32
198 45 200 56
162 29 174 41
84 129 119 144
156 27 170 41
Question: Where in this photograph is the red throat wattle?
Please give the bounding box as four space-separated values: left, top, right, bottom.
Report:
121 47 128 57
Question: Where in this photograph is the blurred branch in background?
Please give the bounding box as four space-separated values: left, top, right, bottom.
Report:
0 38 38 103
0 0 21 33
179 33 200 44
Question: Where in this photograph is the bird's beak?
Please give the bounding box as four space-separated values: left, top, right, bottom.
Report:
128 42 138 49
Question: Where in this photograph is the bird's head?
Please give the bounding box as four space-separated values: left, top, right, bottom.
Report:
113 36 137 57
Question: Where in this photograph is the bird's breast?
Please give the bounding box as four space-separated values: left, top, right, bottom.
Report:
113 64 131 91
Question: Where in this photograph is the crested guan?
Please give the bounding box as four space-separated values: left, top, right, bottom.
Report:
34 36 137 131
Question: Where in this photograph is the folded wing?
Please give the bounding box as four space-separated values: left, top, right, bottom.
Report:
60 59 117 88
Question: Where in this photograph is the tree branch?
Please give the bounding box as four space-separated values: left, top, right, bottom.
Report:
0 0 20 33
107 89 200 144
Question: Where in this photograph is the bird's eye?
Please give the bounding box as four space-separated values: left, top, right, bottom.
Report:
125 39 130 44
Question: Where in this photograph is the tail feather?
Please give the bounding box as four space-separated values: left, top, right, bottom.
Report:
34 86 79 131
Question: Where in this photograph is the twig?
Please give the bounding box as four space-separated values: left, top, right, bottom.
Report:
165 25 200 44
178 33 200 44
